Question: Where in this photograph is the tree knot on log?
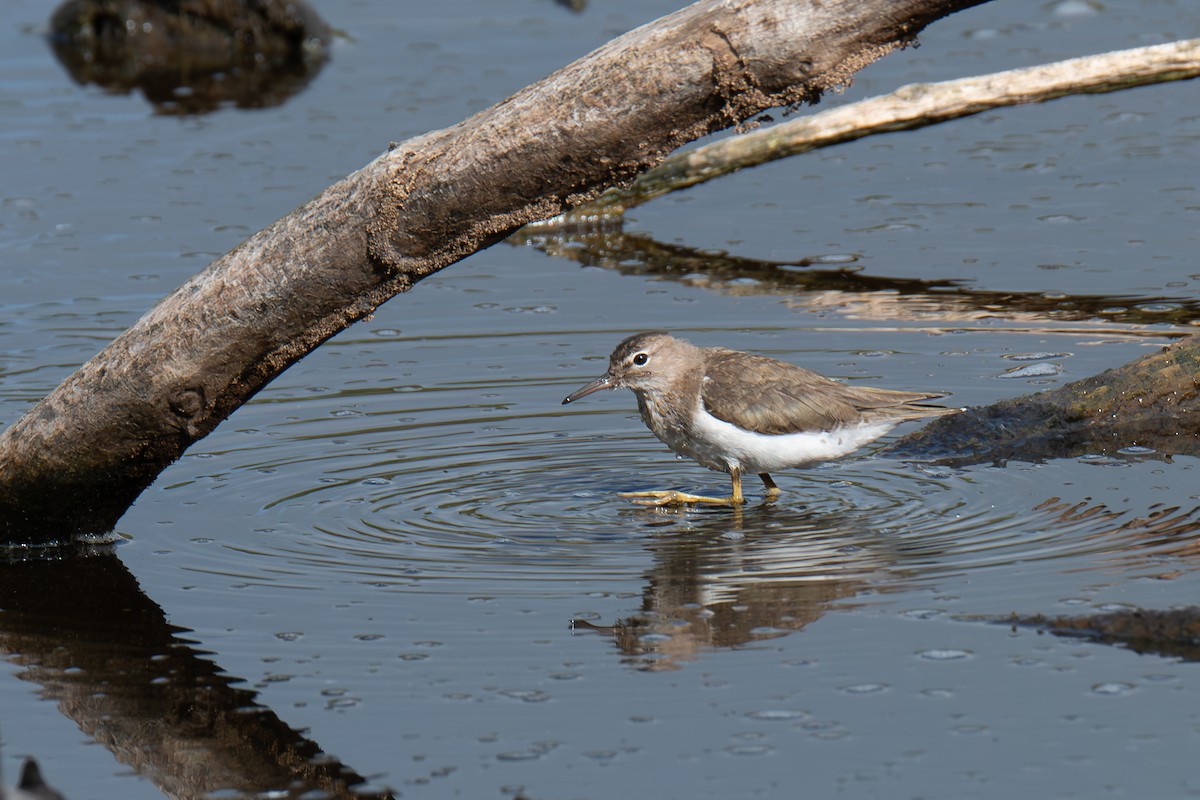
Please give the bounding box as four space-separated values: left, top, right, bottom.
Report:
168 387 207 434
364 145 432 278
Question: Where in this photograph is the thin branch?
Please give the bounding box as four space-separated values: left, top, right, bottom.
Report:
552 38 1200 219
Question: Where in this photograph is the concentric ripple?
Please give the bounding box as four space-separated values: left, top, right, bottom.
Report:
156 370 1200 598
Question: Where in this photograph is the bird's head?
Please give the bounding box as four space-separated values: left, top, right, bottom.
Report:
562 331 696 404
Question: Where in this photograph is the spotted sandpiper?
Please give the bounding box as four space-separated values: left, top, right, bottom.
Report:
562 332 962 506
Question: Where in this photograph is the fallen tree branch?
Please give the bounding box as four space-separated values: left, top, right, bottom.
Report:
0 0 991 542
550 37 1200 218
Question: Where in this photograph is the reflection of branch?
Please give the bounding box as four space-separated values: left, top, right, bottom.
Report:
550 39 1200 217
0 551 392 799
1010 606 1200 662
510 226 1200 326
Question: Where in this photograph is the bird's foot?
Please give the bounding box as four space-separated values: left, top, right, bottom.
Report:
618 489 744 507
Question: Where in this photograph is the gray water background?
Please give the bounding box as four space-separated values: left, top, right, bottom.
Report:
3 0 1200 797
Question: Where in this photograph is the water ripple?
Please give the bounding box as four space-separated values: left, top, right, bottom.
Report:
159 376 1200 598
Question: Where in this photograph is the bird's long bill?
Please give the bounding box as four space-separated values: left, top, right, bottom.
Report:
562 374 614 404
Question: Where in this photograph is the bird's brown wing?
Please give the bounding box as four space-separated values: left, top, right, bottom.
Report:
701 349 955 435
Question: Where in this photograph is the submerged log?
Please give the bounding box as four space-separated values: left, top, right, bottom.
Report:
47 0 332 114
889 333 1200 464
0 0 993 543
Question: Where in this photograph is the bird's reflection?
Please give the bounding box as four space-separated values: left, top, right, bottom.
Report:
576 488 1200 670
0 547 391 799
575 502 908 670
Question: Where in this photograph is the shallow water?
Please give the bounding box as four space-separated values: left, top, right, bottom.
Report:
3 0 1200 798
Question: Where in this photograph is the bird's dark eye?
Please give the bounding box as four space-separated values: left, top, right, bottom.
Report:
632 352 649 366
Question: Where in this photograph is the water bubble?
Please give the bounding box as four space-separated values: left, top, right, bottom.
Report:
1001 352 1071 362
746 709 808 721
749 626 790 637
916 648 972 661
1053 0 1099 16
1097 603 1138 613
841 683 889 694
497 689 552 703
1000 362 1062 380
1091 682 1136 696
725 743 775 756
900 609 946 621
1136 303 1180 314
1076 454 1122 465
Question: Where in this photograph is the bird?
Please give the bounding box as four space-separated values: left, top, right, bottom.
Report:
5 758 67 800
562 331 962 506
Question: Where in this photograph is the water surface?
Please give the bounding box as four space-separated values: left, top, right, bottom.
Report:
3 0 1200 797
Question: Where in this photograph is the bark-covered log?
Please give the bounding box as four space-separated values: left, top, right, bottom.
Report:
0 0 991 543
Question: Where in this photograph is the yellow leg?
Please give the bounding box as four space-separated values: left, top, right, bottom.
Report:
759 472 781 498
619 468 748 507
